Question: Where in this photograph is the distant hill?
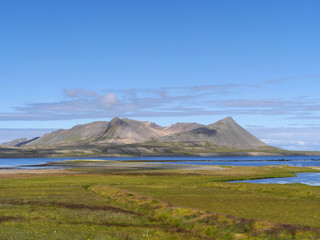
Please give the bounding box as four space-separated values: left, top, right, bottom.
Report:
23 121 109 147
158 117 267 149
4 117 205 147
4 117 268 149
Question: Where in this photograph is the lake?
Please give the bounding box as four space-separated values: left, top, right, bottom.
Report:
2 156 320 185
1 155 320 168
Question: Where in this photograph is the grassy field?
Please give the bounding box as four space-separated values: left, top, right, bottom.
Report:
0 163 320 239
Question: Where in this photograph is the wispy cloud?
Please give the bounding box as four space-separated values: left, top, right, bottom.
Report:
248 127 320 151
1 78 320 122
261 77 295 85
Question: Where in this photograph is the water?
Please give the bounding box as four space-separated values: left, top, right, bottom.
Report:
2 156 320 185
232 173 320 186
1 155 320 168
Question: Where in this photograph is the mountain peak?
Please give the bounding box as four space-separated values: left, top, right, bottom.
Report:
110 117 128 127
159 117 268 149
219 116 235 123
208 116 238 128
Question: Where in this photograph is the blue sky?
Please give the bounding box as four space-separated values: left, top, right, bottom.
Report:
1 0 320 150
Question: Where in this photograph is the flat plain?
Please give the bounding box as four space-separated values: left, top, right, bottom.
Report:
0 161 320 239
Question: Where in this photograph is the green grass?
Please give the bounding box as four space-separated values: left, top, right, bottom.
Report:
0 165 320 239
0 174 201 240
82 165 320 227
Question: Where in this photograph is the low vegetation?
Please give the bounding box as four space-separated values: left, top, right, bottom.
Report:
0 163 320 239
2 141 319 158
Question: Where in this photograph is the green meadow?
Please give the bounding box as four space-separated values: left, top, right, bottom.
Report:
0 163 320 239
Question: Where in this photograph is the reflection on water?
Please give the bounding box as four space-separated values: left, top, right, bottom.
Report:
232 173 320 186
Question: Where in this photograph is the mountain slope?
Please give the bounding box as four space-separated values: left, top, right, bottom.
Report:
3 137 39 147
93 118 204 144
5 117 269 150
26 121 109 146
14 117 208 147
207 117 268 148
163 122 205 135
95 117 166 144
158 117 268 149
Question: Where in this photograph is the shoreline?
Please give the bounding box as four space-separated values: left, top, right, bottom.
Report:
2 156 320 171
1 152 320 160
0 160 223 172
43 160 222 171
1 148 320 159
0 169 69 175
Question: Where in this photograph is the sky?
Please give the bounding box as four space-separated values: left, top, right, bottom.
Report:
1 0 320 150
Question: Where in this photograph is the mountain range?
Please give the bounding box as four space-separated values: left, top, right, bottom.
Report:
4 117 267 148
1 117 289 157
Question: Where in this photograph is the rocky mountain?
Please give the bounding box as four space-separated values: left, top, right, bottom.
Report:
158 117 267 149
4 117 205 147
95 117 165 144
24 121 109 147
3 117 268 150
3 137 39 147
163 122 205 135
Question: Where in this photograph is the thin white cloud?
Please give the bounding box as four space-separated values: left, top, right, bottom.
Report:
249 127 320 151
1 78 320 123
63 88 98 99
261 77 295 85
100 93 119 108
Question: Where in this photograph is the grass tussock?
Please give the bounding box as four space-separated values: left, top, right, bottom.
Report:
90 184 320 239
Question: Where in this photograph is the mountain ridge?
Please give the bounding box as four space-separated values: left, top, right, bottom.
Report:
3 117 269 151
158 117 267 149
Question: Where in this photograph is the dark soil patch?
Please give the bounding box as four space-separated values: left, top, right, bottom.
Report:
0 199 139 215
0 215 21 222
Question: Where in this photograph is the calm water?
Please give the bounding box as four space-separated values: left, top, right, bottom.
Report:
232 173 320 186
1 155 320 168
2 156 320 185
